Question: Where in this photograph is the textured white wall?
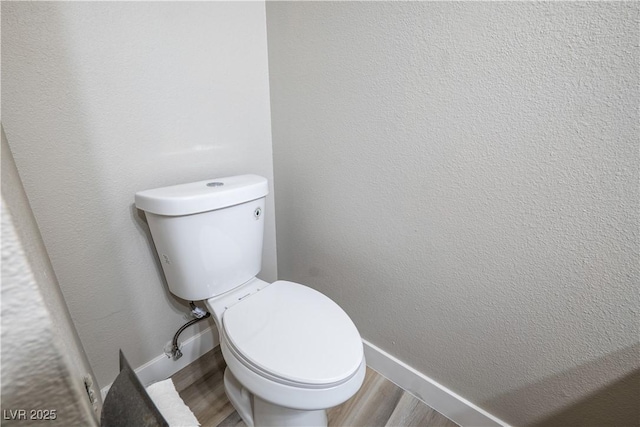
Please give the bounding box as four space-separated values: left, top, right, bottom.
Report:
267 2 639 426
2 129 99 426
2 1 276 389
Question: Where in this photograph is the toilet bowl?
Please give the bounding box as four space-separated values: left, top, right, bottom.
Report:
135 175 365 426
208 278 365 426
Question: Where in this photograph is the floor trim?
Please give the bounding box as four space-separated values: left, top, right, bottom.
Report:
100 326 218 400
362 340 511 427
101 329 509 427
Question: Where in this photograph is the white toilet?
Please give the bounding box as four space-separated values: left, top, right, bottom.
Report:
135 175 365 427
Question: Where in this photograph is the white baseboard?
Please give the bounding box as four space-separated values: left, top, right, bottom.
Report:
363 340 511 427
100 329 508 427
100 326 218 401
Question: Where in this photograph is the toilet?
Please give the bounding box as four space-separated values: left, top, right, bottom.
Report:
135 174 365 427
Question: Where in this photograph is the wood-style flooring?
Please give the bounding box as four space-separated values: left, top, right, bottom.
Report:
171 347 458 427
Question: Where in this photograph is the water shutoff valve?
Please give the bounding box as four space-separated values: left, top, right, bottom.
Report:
191 306 207 319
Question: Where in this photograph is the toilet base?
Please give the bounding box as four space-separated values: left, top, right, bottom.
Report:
224 368 254 426
223 368 328 427
253 396 327 427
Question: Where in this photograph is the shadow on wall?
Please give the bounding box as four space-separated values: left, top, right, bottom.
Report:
532 369 639 427
1 2 196 388
483 343 640 427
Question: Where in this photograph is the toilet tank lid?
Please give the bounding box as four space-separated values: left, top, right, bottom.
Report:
135 174 268 216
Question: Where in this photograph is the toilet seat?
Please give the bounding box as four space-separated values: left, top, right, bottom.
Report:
220 334 366 411
222 280 364 387
217 280 366 410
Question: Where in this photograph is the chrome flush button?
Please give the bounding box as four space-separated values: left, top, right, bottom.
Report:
254 207 262 219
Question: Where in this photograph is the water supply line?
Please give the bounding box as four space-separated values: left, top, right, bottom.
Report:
169 302 210 360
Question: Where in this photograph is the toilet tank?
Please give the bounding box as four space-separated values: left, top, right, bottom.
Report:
135 175 268 301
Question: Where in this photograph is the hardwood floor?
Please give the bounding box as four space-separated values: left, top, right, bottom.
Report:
172 347 458 427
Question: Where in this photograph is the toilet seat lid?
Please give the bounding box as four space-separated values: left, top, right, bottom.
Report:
222 280 363 386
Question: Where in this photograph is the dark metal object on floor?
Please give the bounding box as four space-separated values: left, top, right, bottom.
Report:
100 350 168 427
